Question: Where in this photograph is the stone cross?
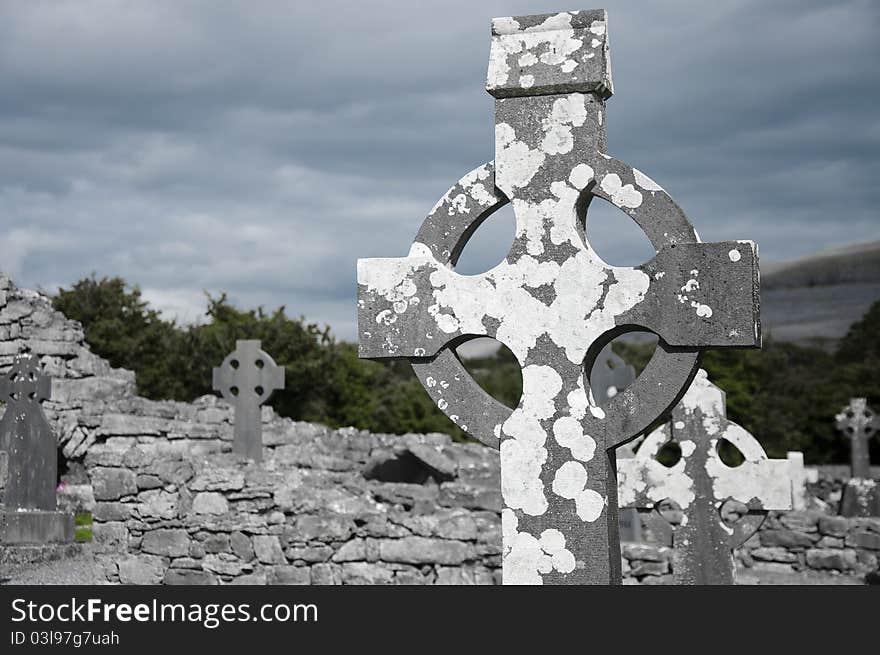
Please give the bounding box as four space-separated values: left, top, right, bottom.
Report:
618 370 791 584
836 398 876 479
0 354 55 510
0 354 73 544
835 398 879 517
357 9 761 584
212 340 284 462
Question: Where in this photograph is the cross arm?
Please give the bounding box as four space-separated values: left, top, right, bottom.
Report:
357 252 490 359
619 241 760 348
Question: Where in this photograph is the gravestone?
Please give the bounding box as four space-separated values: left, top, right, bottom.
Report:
212 340 284 462
357 9 761 584
835 397 879 517
591 345 642 541
0 354 73 544
618 370 791 584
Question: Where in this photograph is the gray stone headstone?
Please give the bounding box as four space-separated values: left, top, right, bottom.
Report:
212 340 284 462
835 398 879 517
618 370 791 584
357 9 761 584
0 354 73 544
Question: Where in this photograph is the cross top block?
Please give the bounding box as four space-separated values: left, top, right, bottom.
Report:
487 9 613 98
0 354 51 405
357 8 761 585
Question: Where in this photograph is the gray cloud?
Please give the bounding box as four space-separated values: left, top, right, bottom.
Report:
1 0 877 339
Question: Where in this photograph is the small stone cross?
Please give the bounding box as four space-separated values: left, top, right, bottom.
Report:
618 370 791 584
836 398 877 479
0 354 56 510
212 340 284 462
357 9 761 584
835 398 879 517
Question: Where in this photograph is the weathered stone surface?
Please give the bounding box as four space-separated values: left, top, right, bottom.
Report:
331 539 366 562
378 537 472 565
91 521 128 552
759 529 815 549
118 554 165 585
407 444 457 480
191 492 228 515
202 553 252 577
268 565 310 585
253 535 285 564
779 511 819 533
230 531 254 561
311 563 342 585
621 543 670 563
341 562 393 585
91 501 129 523
290 515 355 542
91 467 137 501
135 490 179 520
164 569 218 585
750 547 798 563
141 529 191 557
629 561 670 577
202 533 230 554
818 515 850 537
845 531 880 551
805 548 858 570
190 469 245 492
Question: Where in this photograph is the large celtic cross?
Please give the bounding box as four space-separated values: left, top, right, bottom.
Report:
212 340 285 462
0 354 55 510
618 370 790 584
357 9 761 584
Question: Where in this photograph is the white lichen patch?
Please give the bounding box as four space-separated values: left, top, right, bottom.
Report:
499 365 562 516
552 415 596 462
540 94 588 155
501 509 576 584
551 461 605 521
600 173 643 209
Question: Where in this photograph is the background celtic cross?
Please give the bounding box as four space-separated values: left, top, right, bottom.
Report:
835 397 879 517
618 370 791 584
212 339 284 462
836 398 877 479
0 354 56 510
357 9 761 584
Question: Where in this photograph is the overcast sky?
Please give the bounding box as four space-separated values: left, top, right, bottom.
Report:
1 0 877 339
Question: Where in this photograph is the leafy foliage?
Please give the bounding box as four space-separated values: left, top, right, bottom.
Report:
52 275 880 462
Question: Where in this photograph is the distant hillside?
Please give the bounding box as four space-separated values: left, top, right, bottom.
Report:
761 240 880 344
763 240 880 289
